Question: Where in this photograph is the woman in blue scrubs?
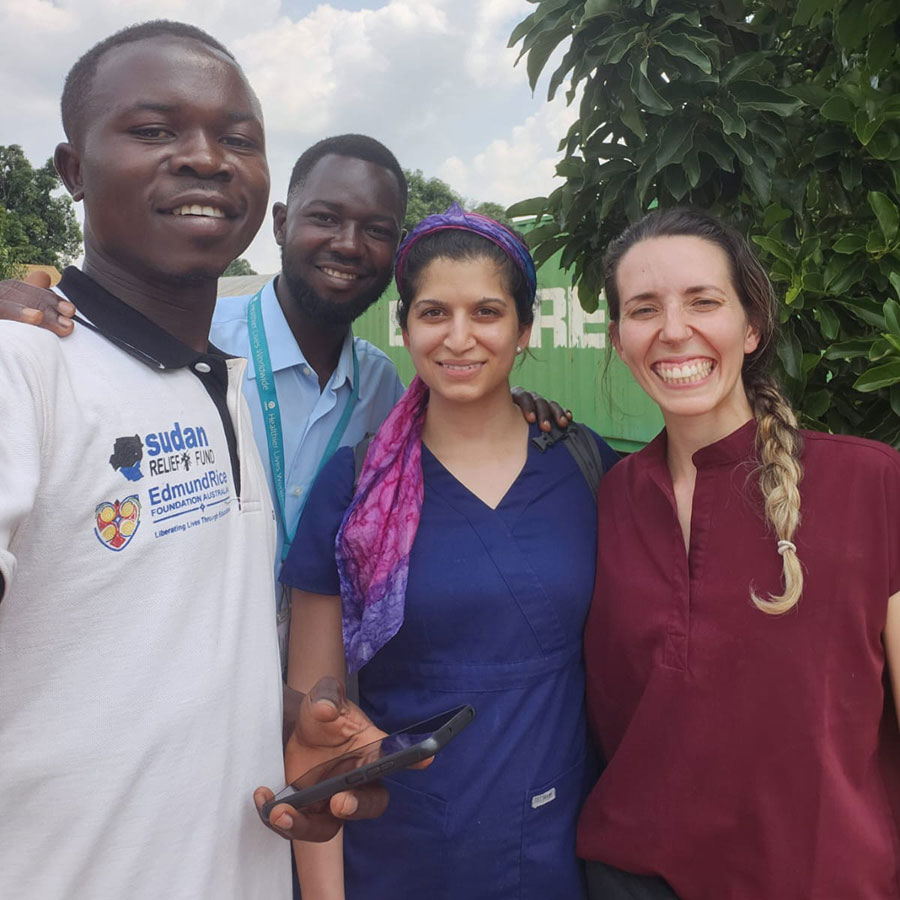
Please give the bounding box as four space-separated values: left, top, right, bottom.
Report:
280 206 617 899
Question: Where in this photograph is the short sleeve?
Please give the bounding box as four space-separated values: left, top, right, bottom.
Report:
279 445 356 595
590 427 620 474
0 325 50 601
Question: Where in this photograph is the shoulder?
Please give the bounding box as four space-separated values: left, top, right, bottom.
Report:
576 422 620 472
800 429 900 483
211 291 255 325
0 321 67 379
352 336 398 373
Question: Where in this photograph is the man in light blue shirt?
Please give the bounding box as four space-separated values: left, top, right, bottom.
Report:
210 135 407 655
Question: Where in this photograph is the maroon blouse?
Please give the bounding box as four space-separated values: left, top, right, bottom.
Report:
579 420 900 898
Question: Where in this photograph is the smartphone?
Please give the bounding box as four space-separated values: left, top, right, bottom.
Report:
261 704 475 818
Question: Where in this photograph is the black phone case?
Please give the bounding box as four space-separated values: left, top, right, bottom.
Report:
261 704 475 817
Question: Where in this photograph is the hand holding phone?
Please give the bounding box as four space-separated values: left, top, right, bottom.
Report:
260 704 476 820
253 677 393 842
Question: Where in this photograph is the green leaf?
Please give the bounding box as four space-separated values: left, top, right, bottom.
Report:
526 24 572 91
853 360 900 392
803 389 832 418
753 235 794 265
720 52 769 85
629 55 672 112
814 304 840 340
891 383 900 418
890 271 900 303
825 339 875 360
832 233 867 254
619 90 646 141
835 0 870 51
820 95 856 124
777 328 804 381
506 196 548 218
885 298 900 337
710 101 747 137
744 161 772 206
868 26 896 72
854 111 885 146
509 11 538 48
683 151 701 188
868 191 899 243
792 0 827 27
729 81 803 117
654 32 712 74
582 0 620 22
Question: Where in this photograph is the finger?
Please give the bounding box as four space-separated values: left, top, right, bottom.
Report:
23 270 52 288
548 402 572 429
329 783 389 821
0 280 75 336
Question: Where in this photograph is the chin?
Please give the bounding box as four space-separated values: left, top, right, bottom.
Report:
281 267 390 326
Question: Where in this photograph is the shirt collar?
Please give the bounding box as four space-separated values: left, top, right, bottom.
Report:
59 266 231 371
643 418 758 472
257 275 356 390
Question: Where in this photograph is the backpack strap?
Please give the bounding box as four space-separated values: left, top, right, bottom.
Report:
531 423 605 502
353 433 374 485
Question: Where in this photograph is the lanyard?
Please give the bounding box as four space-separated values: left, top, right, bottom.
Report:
248 289 359 559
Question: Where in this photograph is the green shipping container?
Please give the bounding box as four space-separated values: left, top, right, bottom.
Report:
353 245 662 453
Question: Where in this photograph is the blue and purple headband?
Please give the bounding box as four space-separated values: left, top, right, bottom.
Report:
394 203 537 303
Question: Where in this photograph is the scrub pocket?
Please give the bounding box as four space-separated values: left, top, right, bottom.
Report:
520 757 588 899
343 775 449 898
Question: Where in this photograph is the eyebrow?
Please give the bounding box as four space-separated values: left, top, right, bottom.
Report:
120 102 259 124
410 296 510 309
624 284 724 304
304 200 398 223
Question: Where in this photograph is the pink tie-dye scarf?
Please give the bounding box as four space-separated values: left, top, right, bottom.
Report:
336 376 429 672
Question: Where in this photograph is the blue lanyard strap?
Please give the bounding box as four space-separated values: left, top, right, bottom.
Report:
248 289 359 558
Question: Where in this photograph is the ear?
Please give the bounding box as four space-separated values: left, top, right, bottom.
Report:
608 320 624 358
517 322 533 352
401 328 410 352
744 321 761 355
272 202 287 246
54 143 84 202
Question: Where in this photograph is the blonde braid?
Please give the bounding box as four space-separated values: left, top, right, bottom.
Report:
746 378 805 614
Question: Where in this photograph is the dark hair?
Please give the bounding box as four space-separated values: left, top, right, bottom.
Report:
604 207 805 615
287 134 408 216
395 228 535 330
61 21 242 146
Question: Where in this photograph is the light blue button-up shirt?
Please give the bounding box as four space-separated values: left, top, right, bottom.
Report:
211 277 405 626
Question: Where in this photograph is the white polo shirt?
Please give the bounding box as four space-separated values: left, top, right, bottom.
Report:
0 268 290 900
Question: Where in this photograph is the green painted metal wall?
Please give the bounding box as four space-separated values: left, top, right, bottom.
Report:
353 245 663 452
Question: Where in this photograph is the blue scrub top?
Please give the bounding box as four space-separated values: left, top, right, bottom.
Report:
282 423 618 899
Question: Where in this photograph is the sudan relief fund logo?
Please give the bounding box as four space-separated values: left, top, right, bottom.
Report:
95 495 141 551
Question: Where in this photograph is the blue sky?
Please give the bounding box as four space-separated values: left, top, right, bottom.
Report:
0 0 574 273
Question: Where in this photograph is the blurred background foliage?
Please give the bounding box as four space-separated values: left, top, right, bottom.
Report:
509 0 900 446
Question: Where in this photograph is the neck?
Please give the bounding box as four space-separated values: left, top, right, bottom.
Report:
82 250 216 354
663 405 754 481
422 386 524 455
275 275 349 390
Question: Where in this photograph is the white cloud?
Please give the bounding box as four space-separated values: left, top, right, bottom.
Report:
0 0 575 274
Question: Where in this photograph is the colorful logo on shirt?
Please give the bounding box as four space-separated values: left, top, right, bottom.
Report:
109 435 144 482
95 496 141 551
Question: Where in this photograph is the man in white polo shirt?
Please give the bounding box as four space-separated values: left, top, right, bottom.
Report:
0 21 387 900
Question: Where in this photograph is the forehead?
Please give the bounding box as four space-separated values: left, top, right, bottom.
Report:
84 36 260 130
294 154 403 219
618 235 732 289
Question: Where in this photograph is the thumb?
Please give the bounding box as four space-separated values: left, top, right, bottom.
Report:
24 270 52 289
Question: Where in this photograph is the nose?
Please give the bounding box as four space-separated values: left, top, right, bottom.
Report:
659 305 692 344
330 221 363 258
169 130 233 180
443 312 476 353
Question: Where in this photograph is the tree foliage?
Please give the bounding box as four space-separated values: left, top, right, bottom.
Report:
223 257 257 276
0 145 82 279
509 0 900 445
404 169 511 233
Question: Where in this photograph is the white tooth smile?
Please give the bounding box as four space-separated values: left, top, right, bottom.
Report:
171 204 226 218
321 267 358 281
440 363 482 372
653 360 714 384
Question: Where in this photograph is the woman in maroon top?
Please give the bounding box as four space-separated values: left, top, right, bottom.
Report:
578 208 900 899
